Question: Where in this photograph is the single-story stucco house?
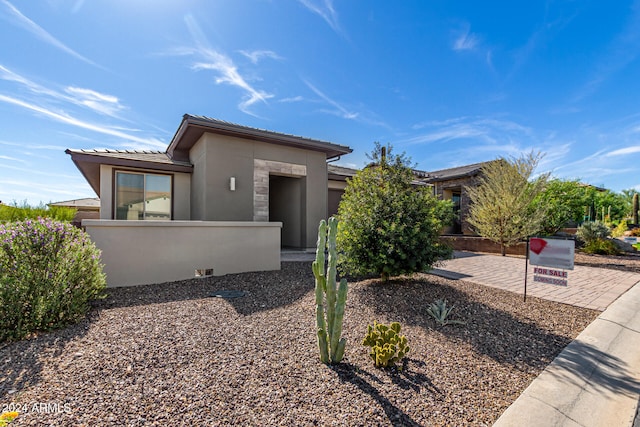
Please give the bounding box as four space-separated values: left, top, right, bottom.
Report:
66 114 352 286
66 114 491 286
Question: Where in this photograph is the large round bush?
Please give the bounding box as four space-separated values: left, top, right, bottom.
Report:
336 144 453 281
0 218 106 341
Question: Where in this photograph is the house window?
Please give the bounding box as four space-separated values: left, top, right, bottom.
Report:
115 171 171 220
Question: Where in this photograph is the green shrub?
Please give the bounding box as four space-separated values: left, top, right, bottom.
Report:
362 321 409 368
576 221 611 244
0 201 76 223
611 220 628 238
336 143 453 280
0 218 106 342
581 238 620 255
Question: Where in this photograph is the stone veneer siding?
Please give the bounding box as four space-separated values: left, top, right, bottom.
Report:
432 175 479 235
253 159 307 221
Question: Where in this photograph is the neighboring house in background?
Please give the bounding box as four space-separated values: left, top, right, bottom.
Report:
325 161 491 235
66 114 352 287
421 162 491 235
49 197 100 227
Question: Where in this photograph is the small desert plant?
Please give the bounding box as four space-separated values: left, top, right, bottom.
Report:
362 321 409 368
611 220 628 238
576 221 611 244
581 238 621 255
426 299 465 327
0 412 19 426
312 217 347 364
0 218 106 342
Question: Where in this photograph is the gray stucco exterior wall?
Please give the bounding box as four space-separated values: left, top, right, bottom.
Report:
188 132 328 249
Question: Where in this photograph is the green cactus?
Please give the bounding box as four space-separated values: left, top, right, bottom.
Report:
312 217 348 364
362 321 410 368
633 193 638 225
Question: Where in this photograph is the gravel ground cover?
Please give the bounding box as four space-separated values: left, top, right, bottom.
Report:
574 251 640 273
1 261 605 426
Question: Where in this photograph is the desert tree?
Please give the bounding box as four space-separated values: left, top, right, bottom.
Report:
467 152 549 256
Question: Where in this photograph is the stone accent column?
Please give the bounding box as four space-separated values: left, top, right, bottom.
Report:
253 159 307 221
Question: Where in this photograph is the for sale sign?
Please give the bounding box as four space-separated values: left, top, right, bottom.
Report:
529 237 575 270
533 267 568 286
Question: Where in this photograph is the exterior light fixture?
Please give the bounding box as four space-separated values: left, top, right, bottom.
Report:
230 177 236 191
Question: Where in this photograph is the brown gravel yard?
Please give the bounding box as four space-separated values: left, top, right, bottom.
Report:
0 261 607 426
574 251 640 273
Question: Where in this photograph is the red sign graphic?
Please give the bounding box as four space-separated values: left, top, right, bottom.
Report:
529 238 548 255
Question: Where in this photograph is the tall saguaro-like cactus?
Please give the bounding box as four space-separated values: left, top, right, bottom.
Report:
312 217 348 364
633 193 639 225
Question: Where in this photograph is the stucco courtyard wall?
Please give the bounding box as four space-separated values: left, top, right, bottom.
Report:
83 220 282 287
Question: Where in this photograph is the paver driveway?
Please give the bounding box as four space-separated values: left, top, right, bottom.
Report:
431 251 640 311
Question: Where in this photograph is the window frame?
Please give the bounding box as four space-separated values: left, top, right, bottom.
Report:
112 169 174 220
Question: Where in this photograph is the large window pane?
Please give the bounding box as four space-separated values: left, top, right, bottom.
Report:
115 172 144 220
115 172 171 220
144 174 171 220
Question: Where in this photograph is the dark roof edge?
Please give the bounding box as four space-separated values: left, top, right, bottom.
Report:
65 149 193 173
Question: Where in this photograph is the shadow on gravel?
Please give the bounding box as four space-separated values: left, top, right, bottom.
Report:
0 314 94 402
331 362 438 427
354 275 597 373
551 341 640 395
96 262 315 316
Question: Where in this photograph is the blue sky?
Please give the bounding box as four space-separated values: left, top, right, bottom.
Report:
1 0 640 204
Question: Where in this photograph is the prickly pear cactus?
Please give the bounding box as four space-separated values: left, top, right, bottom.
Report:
312 217 348 364
362 321 410 368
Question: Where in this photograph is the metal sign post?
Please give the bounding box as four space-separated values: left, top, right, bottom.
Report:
524 238 530 302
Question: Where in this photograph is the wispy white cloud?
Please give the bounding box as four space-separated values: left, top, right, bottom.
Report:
0 154 27 164
0 94 166 149
0 0 103 69
407 117 532 145
0 65 125 118
304 80 358 120
0 163 82 180
0 177 92 201
606 146 640 156
183 15 273 116
453 25 480 51
278 96 304 103
298 0 342 36
239 49 282 64
64 87 124 117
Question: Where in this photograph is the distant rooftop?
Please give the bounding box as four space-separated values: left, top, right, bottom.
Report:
420 161 491 183
49 197 100 210
328 161 492 183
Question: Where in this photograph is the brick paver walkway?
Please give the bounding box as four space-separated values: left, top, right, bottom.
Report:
431 251 640 311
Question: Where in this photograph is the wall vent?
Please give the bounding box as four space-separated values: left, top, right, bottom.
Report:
195 268 214 278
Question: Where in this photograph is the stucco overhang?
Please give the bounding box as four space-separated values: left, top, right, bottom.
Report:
65 149 193 196
167 114 353 162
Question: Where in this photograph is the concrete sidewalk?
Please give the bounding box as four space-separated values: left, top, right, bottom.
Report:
493 280 640 427
429 251 640 427
431 251 640 311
